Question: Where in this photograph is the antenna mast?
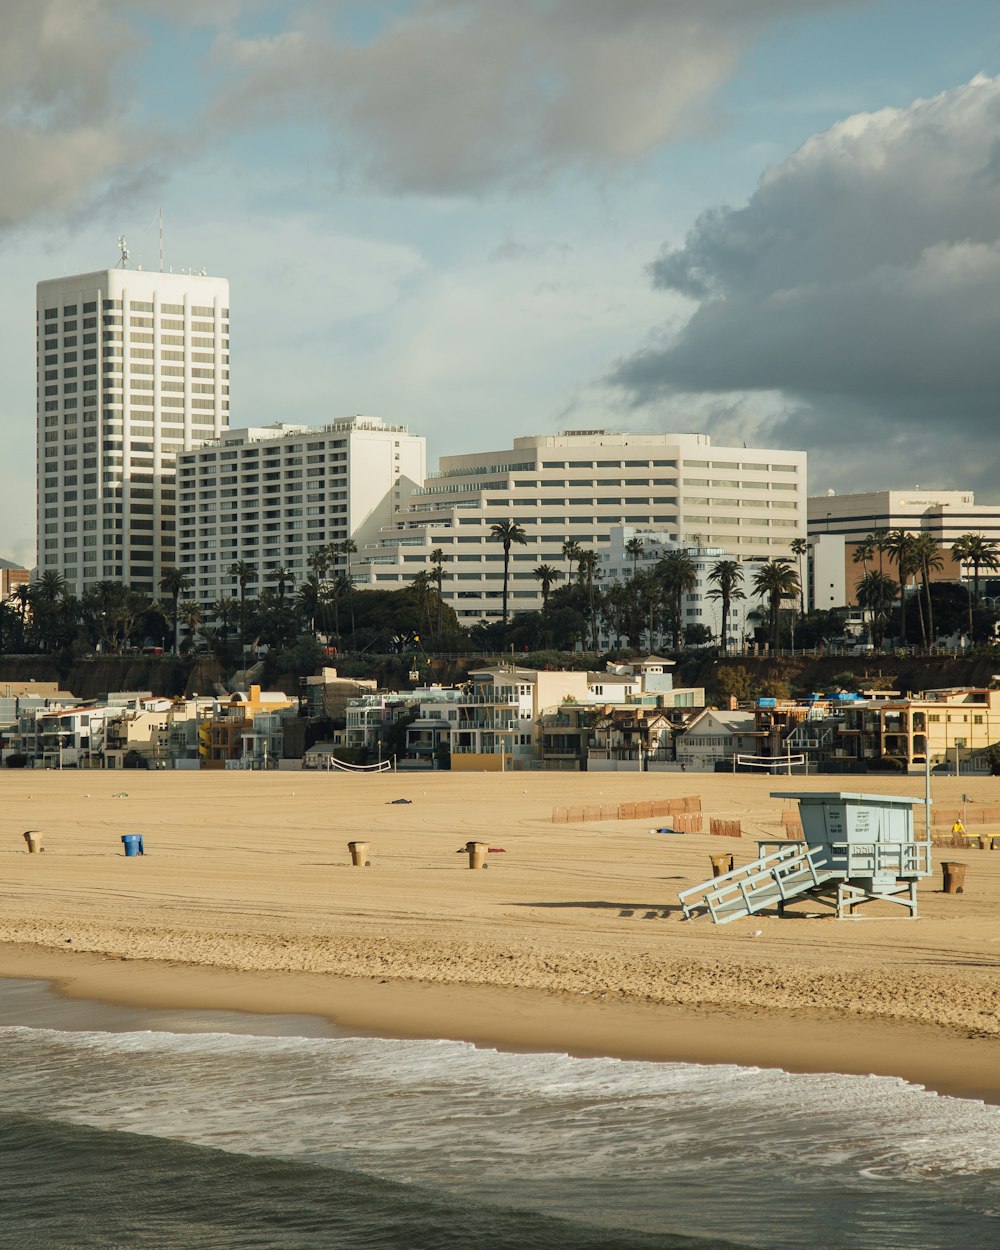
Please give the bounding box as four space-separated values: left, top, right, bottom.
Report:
116 236 129 269
159 207 164 272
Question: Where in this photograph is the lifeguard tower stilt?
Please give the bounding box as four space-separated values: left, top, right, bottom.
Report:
679 792 931 924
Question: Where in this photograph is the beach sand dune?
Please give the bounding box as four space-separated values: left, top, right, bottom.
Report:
2 770 999 1098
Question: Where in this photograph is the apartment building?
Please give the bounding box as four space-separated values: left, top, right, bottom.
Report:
175 418 425 604
359 430 806 622
36 266 230 596
0 558 30 598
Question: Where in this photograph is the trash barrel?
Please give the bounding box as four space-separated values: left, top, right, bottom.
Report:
710 853 734 878
121 834 144 857
941 861 966 894
23 831 43 854
466 841 488 869
347 840 370 867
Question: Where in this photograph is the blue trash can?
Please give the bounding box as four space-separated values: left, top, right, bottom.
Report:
121 834 144 857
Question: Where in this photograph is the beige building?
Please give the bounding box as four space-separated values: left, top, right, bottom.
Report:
808 489 999 606
360 430 806 623
37 265 230 596
841 687 1000 773
176 417 425 604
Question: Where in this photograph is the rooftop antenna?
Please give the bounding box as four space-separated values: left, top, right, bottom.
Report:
159 206 164 273
116 236 129 269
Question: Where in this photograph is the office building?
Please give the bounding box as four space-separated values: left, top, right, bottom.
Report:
176 418 425 603
360 430 806 621
36 266 230 595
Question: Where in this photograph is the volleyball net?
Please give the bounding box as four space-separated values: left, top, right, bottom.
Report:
734 753 806 774
326 757 394 773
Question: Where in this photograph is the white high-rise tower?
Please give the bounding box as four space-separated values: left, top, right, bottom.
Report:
36 265 230 596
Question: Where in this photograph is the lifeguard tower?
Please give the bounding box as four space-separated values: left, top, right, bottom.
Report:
679 792 930 924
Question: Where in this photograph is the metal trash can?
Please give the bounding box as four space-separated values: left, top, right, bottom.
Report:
121 834 144 857
347 840 370 867
710 853 734 878
23 831 43 854
941 861 966 894
466 841 488 869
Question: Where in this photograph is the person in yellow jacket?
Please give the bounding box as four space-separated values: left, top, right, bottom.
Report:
952 818 966 838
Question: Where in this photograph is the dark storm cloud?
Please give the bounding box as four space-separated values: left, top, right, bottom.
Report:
611 76 1000 494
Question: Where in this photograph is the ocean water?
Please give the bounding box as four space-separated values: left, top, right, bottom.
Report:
0 980 998 1249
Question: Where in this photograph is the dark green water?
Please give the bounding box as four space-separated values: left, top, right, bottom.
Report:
0 1114 725 1250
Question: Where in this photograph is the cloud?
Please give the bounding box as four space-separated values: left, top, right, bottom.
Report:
611 75 1000 495
0 1 256 234
0 1 139 229
210 0 852 194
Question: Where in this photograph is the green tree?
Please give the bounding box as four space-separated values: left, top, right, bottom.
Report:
490 520 528 624
707 559 745 655
885 530 919 645
533 564 562 606
179 600 204 653
625 536 645 578
159 566 192 655
790 537 808 620
229 560 256 648
855 570 898 648
266 565 295 608
656 550 698 650
911 533 943 648
429 547 447 641
561 538 582 583
951 533 1000 637
751 560 800 650
576 548 600 650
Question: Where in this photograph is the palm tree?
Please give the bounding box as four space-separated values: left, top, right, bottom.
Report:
336 539 358 637
297 575 324 638
409 569 433 633
856 571 898 649
624 536 645 578
158 566 192 655
885 530 918 644
852 535 875 578
429 548 447 640
790 537 808 621
229 560 256 648
751 560 800 651
951 533 1000 637
211 596 239 642
561 538 582 583
533 564 562 606
656 550 698 650
179 600 203 653
267 565 295 607
576 549 599 650
490 520 528 623
911 533 943 648
707 559 745 655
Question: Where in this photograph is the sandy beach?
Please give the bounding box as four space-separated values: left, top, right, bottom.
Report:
2 769 999 1100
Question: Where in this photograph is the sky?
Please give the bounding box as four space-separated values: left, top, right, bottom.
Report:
3 0 1000 568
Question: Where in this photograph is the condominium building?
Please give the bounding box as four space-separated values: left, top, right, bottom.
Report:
359 430 806 621
36 267 230 596
175 418 425 603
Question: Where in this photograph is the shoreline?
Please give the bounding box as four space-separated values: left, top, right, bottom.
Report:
2 942 999 1105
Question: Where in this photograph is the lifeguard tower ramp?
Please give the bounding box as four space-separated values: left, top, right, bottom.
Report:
679 792 930 924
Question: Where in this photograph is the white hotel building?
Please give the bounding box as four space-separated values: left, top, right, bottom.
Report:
175 418 425 603
359 430 806 622
36 267 230 596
